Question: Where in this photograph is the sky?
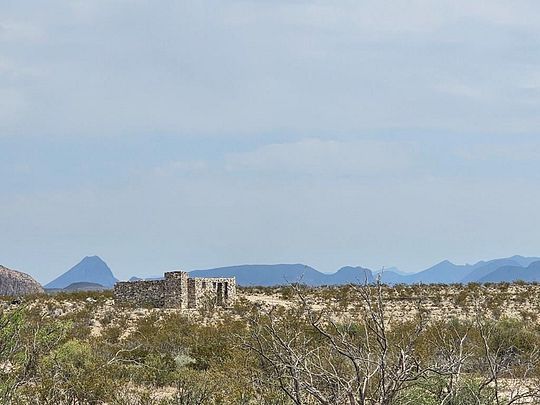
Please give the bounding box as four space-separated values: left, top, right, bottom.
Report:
2 1 540 283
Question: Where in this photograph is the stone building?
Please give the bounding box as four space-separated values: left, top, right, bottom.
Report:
113 271 236 309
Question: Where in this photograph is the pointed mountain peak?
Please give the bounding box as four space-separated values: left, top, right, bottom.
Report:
423 259 454 270
45 255 118 289
441 259 452 264
81 255 105 263
435 259 455 266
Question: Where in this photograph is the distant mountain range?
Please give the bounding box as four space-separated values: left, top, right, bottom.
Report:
186 255 540 286
189 264 373 286
377 256 540 285
478 261 540 284
35 254 540 290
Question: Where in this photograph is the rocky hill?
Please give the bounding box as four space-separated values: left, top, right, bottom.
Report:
0 265 44 296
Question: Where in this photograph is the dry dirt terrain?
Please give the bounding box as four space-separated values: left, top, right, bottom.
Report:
243 283 540 322
5 283 540 340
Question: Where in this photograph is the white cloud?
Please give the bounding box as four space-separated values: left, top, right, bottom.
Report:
152 160 210 177
457 141 540 162
0 88 25 124
0 1 540 137
225 139 417 176
0 21 45 43
434 80 488 101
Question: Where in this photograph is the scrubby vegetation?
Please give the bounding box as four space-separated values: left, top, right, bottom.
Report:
2 283 540 404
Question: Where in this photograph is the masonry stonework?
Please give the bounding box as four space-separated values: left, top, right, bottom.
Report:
113 271 236 309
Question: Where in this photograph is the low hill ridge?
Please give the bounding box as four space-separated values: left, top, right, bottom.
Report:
63 281 107 291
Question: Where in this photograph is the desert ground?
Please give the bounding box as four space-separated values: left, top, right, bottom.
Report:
2 283 540 404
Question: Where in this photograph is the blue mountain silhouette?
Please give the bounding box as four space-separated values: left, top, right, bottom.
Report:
128 255 540 287
479 260 540 283
45 256 118 289
189 264 373 286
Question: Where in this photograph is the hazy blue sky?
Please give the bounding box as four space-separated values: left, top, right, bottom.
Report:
2 1 540 282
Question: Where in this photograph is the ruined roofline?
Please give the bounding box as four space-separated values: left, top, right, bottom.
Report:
116 279 163 285
164 270 187 279
165 271 234 282
190 276 236 281
116 271 235 283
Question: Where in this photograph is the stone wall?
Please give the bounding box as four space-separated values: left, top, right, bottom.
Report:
189 277 237 308
164 271 189 309
113 271 237 309
114 280 166 307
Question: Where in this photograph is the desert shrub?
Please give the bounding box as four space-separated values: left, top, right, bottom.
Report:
29 339 115 403
102 324 123 343
396 386 439 405
4 285 540 404
280 285 295 300
453 289 469 307
0 308 83 403
138 352 178 386
397 377 496 405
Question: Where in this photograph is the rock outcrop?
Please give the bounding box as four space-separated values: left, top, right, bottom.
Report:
0 265 44 296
